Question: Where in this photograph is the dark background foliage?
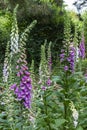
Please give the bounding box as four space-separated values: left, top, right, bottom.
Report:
0 0 82 73
0 0 65 69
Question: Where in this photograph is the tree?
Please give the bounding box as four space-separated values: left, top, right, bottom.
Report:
73 0 87 13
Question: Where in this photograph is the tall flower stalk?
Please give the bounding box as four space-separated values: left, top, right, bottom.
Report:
79 35 85 59
47 42 52 76
30 59 37 90
2 5 37 129
37 41 52 130
59 15 76 130
78 35 85 72
39 42 48 88
10 4 19 56
73 24 79 63
3 41 10 83
10 20 37 109
29 60 37 128
70 101 79 128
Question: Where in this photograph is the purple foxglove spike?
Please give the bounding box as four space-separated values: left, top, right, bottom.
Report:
26 83 32 89
27 77 31 83
21 86 25 90
22 60 27 65
46 79 52 86
60 53 65 58
79 36 85 59
21 76 27 82
14 87 19 94
23 65 28 70
17 72 21 77
16 65 19 69
10 52 32 109
61 49 65 53
67 58 71 62
60 53 65 62
23 81 27 84
10 84 17 90
41 86 46 91
24 71 30 76
20 70 24 75
64 66 68 71
21 65 28 71
23 102 30 108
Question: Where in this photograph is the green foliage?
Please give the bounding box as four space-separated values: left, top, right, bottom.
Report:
81 58 87 73
0 1 87 130
0 10 12 42
63 14 71 45
83 11 87 56
0 10 12 78
0 6 37 130
30 59 37 88
1 0 65 67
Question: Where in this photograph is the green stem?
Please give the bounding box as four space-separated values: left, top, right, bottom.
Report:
63 72 68 130
43 93 52 130
20 102 23 130
63 95 67 130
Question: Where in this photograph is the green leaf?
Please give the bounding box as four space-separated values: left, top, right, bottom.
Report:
15 122 22 129
76 126 83 130
52 76 61 82
55 119 66 127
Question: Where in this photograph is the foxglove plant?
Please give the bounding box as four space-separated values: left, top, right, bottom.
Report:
53 15 83 130
11 52 31 102
10 7 37 108
36 41 54 130
10 5 19 56
10 71 32 109
30 59 37 89
47 42 52 76
79 35 85 59
10 21 37 108
70 101 79 128
3 42 10 83
29 60 37 128
68 45 75 72
63 15 71 46
39 43 48 88
60 43 75 73
60 15 76 73
73 24 79 62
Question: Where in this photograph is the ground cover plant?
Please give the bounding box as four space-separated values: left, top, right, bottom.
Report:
0 4 87 130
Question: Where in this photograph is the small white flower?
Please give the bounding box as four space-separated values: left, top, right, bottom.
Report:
3 62 9 83
73 120 78 128
1 102 5 105
69 101 79 128
72 109 79 121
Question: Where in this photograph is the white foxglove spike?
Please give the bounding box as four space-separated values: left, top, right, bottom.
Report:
73 120 78 128
3 41 10 83
69 101 79 128
10 7 19 55
72 109 79 121
3 61 9 83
